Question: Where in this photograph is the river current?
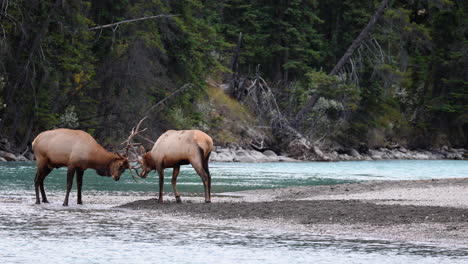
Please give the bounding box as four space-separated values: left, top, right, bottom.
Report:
1 160 467 263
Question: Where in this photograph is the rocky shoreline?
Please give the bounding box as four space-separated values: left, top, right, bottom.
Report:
209 145 467 162
0 137 33 162
1 136 466 162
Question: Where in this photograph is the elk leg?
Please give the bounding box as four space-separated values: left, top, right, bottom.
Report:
172 166 181 203
34 166 52 204
63 167 76 206
34 170 41 204
39 167 52 203
202 152 212 201
193 165 211 203
76 169 84 205
157 168 164 203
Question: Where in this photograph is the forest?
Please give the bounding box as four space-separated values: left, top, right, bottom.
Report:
0 0 466 158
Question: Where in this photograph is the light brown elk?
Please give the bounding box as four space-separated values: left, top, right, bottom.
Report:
32 129 130 206
137 130 213 203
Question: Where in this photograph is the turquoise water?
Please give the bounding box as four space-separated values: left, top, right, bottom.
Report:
1 160 467 194
1 160 468 263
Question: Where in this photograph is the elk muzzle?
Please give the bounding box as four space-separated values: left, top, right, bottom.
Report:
112 174 121 181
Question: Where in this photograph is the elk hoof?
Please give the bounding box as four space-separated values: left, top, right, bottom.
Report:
42 200 49 203
176 197 182 203
205 200 211 204
62 203 68 206
35 201 41 205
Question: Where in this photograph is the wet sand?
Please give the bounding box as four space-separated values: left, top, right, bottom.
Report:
119 178 468 248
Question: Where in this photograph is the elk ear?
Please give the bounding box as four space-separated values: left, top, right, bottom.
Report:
112 145 119 155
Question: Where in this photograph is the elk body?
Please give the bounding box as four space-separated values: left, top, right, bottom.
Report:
139 130 213 203
32 129 130 206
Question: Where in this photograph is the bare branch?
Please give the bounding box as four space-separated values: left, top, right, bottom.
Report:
329 0 389 76
292 0 390 126
21 146 29 156
89 14 179 31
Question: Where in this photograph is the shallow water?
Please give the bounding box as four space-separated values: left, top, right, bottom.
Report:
1 160 467 194
1 160 467 263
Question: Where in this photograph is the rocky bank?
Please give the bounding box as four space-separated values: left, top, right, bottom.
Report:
209 145 467 162
0 136 466 163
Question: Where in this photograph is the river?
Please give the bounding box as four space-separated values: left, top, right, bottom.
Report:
1 160 467 263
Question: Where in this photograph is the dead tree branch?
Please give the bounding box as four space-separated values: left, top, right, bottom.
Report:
229 74 330 160
328 0 389 76
292 0 390 126
89 14 179 31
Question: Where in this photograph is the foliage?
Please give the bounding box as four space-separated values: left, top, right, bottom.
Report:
292 70 359 143
58 105 80 129
0 0 466 150
0 76 4 111
222 0 323 81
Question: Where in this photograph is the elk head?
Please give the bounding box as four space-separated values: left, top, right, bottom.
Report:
138 150 154 179
109 152 130 181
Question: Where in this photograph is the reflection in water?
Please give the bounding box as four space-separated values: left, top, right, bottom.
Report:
1 161 468 263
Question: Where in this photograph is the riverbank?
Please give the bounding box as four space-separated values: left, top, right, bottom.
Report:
1 133 466 162
209 146 467 162
119 178 468 248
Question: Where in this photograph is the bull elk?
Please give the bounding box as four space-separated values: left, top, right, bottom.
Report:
135 130 213 203
32 129 130 206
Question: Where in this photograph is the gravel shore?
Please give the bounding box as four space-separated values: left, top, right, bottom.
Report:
119 178 468 248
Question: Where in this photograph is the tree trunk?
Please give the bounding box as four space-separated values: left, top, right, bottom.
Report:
328 0 389 76
0 0 61 134
293 0 390 125
225 32 242 81
230 75 330 160
293 93 320 126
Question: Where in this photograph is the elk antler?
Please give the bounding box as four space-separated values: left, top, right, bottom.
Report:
122 116 148 180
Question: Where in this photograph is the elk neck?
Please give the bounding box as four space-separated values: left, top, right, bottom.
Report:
143 152 156 169
90 148 119 176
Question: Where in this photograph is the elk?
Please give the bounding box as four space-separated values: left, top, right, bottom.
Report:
32 129 130 206
135 130 213 203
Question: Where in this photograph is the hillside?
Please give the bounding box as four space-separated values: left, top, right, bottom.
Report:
0 0 466 159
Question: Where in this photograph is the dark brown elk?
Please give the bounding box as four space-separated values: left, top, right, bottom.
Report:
32 129 130 206
137 130 213 203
